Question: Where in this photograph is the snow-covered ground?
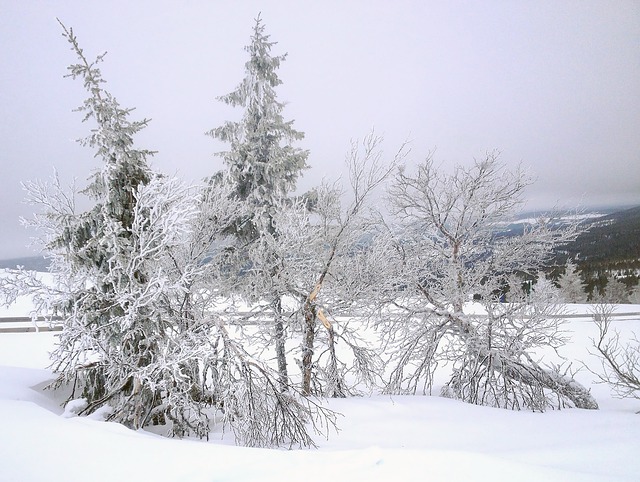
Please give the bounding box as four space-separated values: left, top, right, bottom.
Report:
1 290 639 481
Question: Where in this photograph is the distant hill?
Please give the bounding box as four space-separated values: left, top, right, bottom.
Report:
493 205 639 265
495 210 609 238
552 205 640 297
2 205 638 277
0 256 49 272
561 205 640 263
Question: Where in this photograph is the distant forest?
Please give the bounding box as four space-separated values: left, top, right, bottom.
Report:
556 205 640 296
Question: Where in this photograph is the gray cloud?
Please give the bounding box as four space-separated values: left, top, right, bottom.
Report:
1 0 638 258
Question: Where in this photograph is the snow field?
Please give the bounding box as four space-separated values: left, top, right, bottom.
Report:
1 301 639 480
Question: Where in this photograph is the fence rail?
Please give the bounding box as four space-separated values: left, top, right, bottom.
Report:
0 317 62 333
1 310 638 334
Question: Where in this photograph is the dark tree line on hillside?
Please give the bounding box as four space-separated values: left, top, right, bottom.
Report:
552 206 640 299
563 206 640 264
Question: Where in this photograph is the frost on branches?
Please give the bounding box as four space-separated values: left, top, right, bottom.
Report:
243 133 404 397
0 23 336 448
207 13 308 239
378 153 598 410
591 304 640 405
292 134 403 397
24 23 212 434
207 15 309 390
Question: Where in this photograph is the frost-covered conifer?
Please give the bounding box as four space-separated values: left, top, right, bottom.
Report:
34 23 213 431
602 278 631 304
208 14 308 238
530 272 562 305
630 285 640 304
558 261 587 303
0 23 211 432
207 15 308 389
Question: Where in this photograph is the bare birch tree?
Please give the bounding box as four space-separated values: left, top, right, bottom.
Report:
293 133 403 396
378 152 598 410
235 133 403 397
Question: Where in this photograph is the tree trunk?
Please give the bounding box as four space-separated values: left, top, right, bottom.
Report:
326 325 345 397
301 302 316 396
501 356 598 409
273 296 289 392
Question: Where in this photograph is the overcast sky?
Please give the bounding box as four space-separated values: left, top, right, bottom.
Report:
1 0 639 259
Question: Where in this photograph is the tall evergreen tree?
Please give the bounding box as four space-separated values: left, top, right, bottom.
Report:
207 15 309 389
39 23 206 432
53 22 153 406
208 14 308 240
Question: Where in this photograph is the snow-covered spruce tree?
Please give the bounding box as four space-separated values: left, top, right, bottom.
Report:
631 285 640 304
207 15 308 389
529 272 562 305
0 23 218 433
378 153 598 410
558 260 587 303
